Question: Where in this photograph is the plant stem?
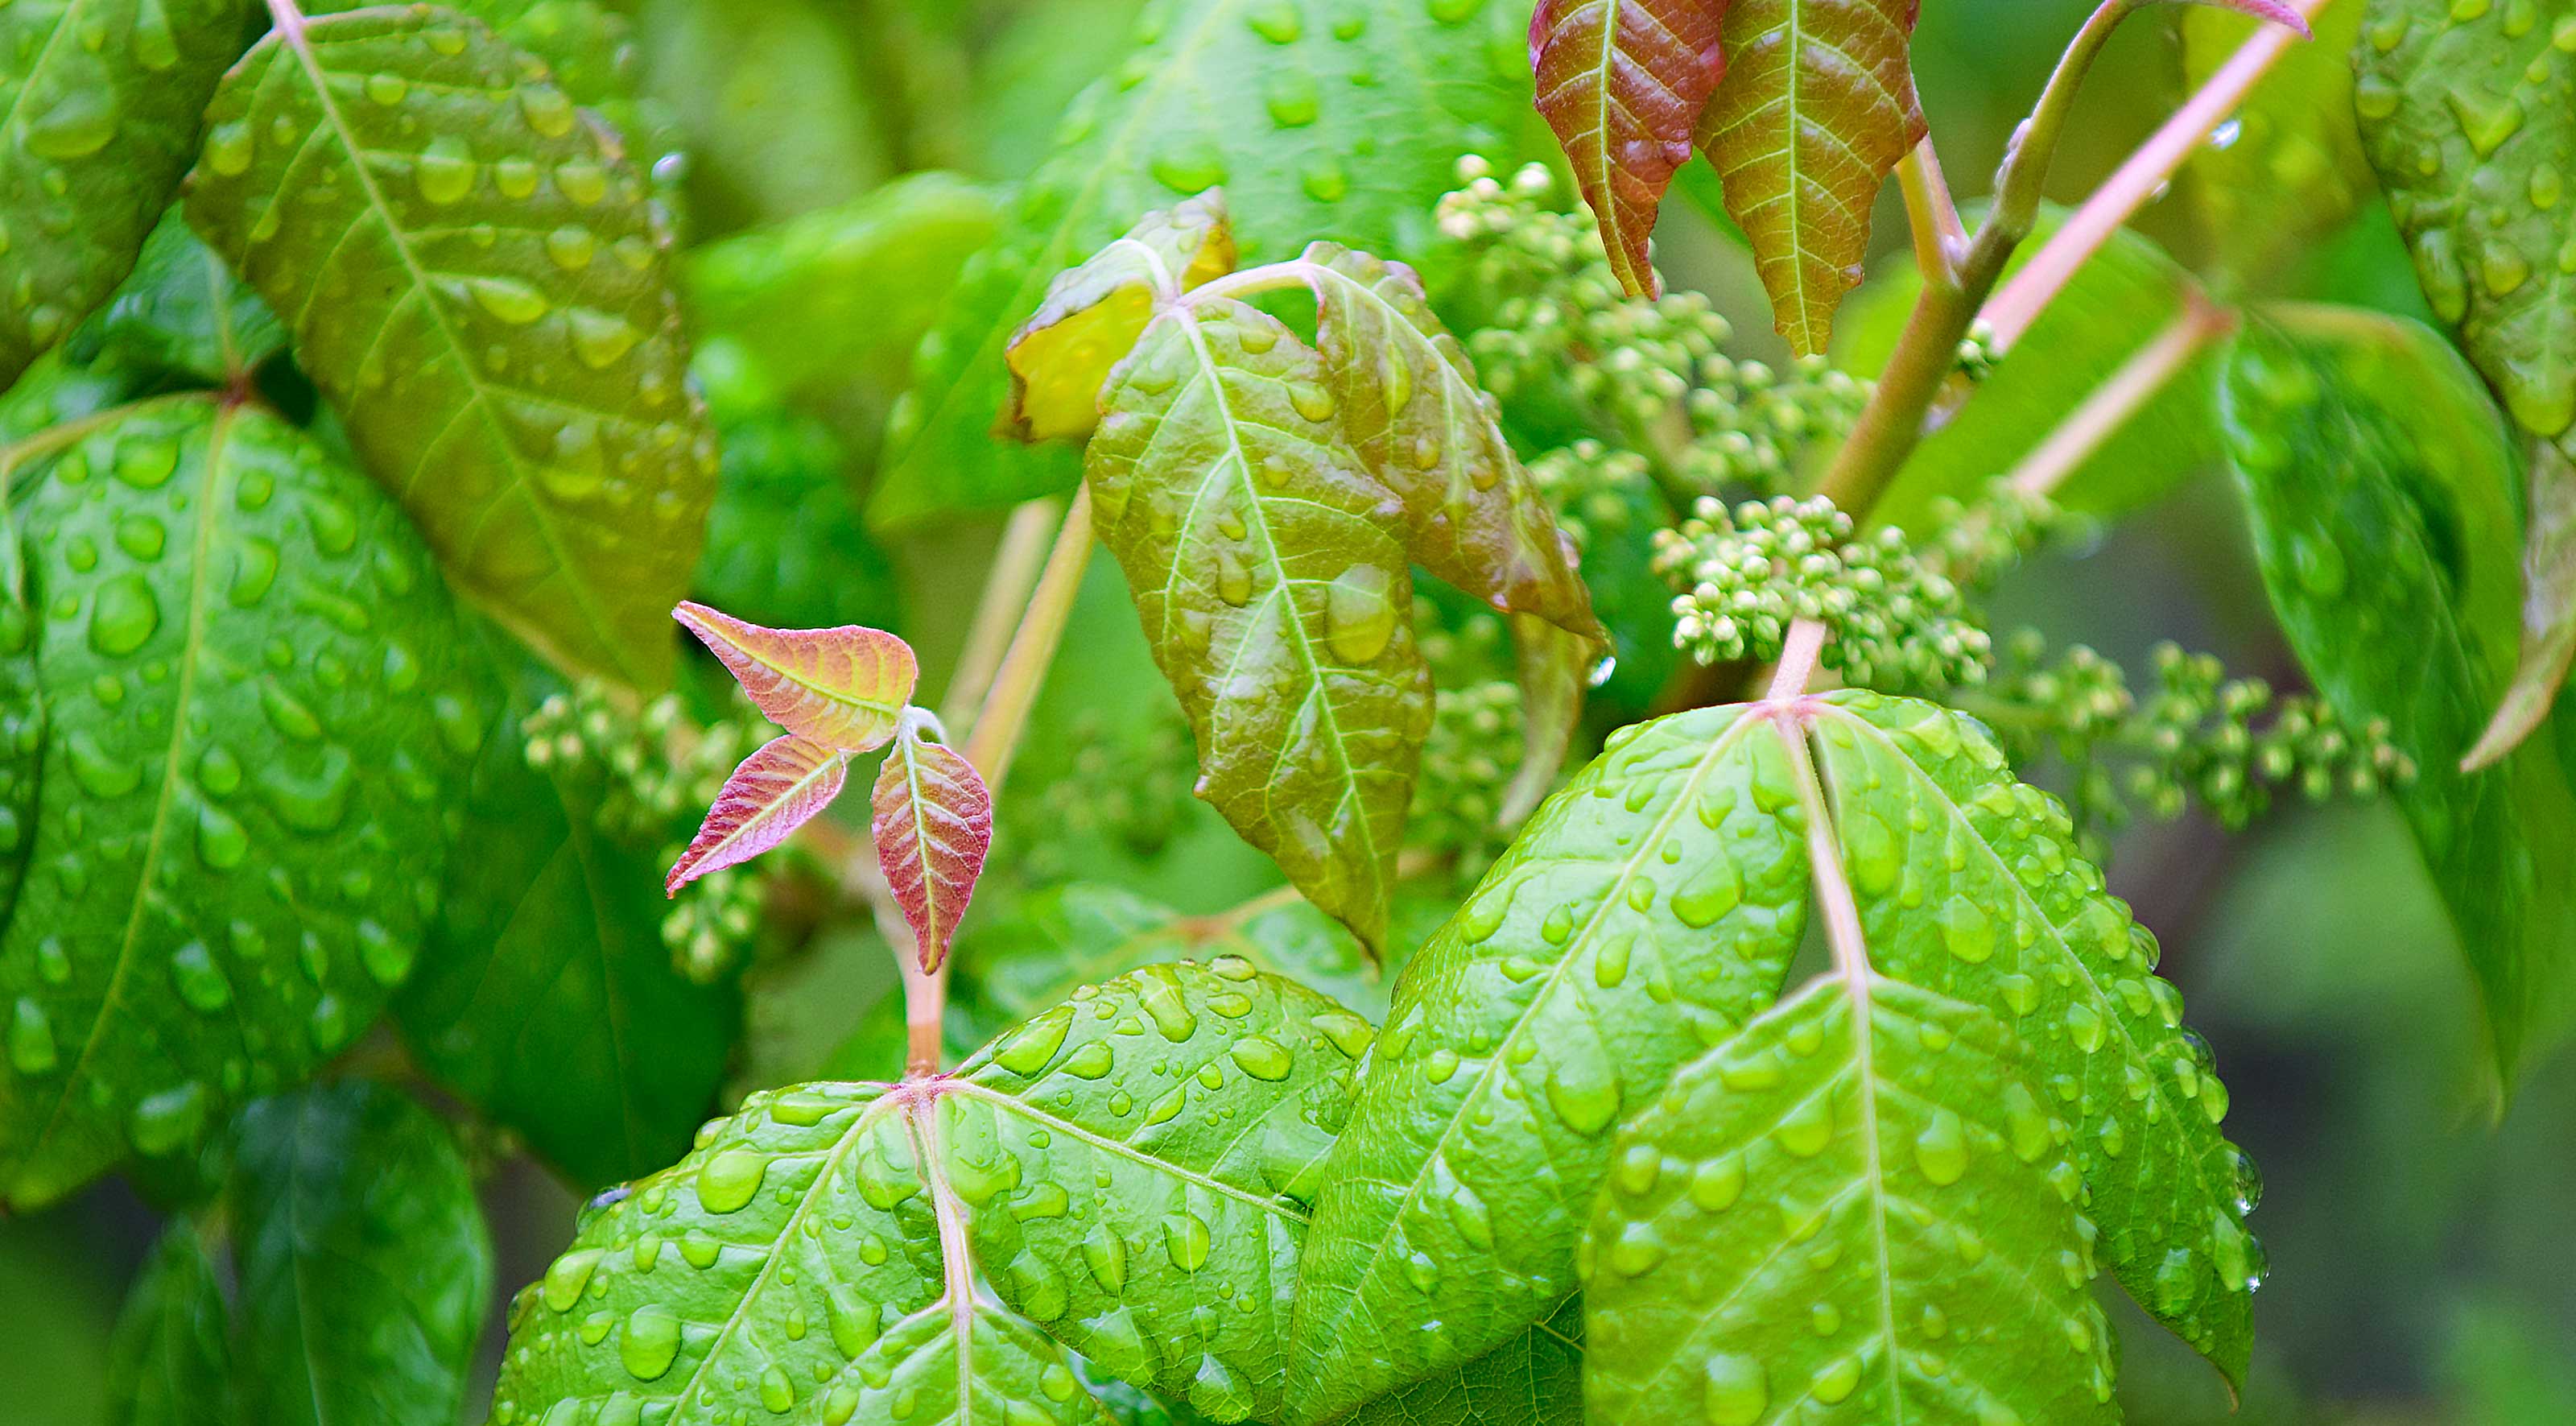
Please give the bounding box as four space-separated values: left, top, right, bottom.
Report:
1897 139 1967 288
939 496 1064 729
2005 291 2237 499
961 484 1095 791
1767 618 1831 701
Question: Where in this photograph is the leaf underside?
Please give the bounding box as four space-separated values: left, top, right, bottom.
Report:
1530 0 1732 298
184 6 718 687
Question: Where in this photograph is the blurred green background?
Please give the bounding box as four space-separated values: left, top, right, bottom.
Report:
6 1 2570 1422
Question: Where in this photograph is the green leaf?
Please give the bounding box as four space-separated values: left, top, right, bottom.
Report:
1504 615 1592 826
231 1082 493 1426
2222 312 2576 1081
1528 0 1731 299
1086 298 1434 957
1286 704 1811 1423
0 399 486 1210
2355 0 2576 441
2181 0 2373 290
1334 1296 1585 1426
184 4 717 687
1806 692 2261 1385
0 483 41 936
942 959 1373 1421
1006 189 1237 443
72 207 287 386
105 1219 233 1426
2467 439 2576 769
1833 208 2220 535
1580 973 2117 1425
1694 0 1926 356
873 0 1535 526
397 680 741 1191
0 0 247 389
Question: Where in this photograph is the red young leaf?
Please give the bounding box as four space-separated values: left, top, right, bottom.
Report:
666 734 848 895
1530 0 1733 298
674 601 917 752
871 729 993 972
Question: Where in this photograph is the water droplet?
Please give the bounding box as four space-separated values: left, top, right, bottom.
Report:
27 85 117 159
519 85 577 138
1810 1355 1860 1405
543 1249 601 1312
1265 72 1320 127
1324 565 1396 662
697 1147 767 1213
1163 1212 1212 1271
130 1081 207 1155
1229 1035 1294 1081
545 225 597 271
1913 1107 1968 1185
1702 1352 1767 1425
568 308 640 368
996 1006 1073 1074
2446 89 2524 158
365 72 409 105
415 135 477 205
1671 854 1742 927
1150 140 1227 193
204 120 255 176
620 1304 682 1380
169 941 232 1012
1249 2 1303 41
1775 1093 1834 1156
1544 1058 1621 1135
555 160 609 205
89 574 159 655
1301 158 1349 202
9 998 56 1074
828 1297 881 1358
469 277 549 324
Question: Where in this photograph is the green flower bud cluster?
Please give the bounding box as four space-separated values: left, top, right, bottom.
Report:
1008 704 1196 884
1671 353 1872 498
1955 318 2001 386
1529 440 1653 553
1653 494 1992 689
1406 679 1525 883
1922 482 2066 591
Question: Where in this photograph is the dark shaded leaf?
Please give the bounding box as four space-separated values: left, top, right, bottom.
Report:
105 1218 233 1426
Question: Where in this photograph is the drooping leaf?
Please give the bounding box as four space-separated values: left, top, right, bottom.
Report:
105 1218 233 1426
1282 243 1601 639
0 400 485 1210
871 728 993 970
1581 972 2118 1425
1335 1296 1586 1426
0 486 42 935
2467 440 2576 769
2180 0 2370 289
674 601 917 750
2223 312 2576 1081
1006 190 1237 443
873 0 1534 526
231 1082 493 1426
670 733 848 895
1694 0 1926 355
1286 705 1810 1422
397 676 741 1190
72 208 287 386
1529 0 1732 298
1805 692 2261 1387
184 4 718 687
2355 0 2576 442
1834 206 2221 535
943 961 1372 1421
0 0 247 390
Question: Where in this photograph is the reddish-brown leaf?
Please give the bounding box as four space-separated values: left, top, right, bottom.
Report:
1530 0 1733 298
871 731 994 972
666 734 848 895
674 601 917 751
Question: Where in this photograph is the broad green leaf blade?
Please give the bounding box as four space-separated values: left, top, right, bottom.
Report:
184 6 717 687
1336 1296 1586 1426
1086 300 1434 957
943 961 1371 1422
1806 692 2260 1384
2180 0 2369 289
872 730 994 971
669 732 848 894
0 485 41 934
675 601 918 751
1286 704 1811 1422
0 0 246 388
1284 244 1602 639
2467 439 2576 769
1007 192 1237 443
233 1082 492 1426
2356 0 2576 440
873 0 1534 526
0 400 485 1210
2222 313 2576 1081
1528 0 1732 298
397 680 741 1190
105 1219 233 1426
1581 972 2118 1425
1695 0 1926 355
75 208 287 386
843 1302 1117 1426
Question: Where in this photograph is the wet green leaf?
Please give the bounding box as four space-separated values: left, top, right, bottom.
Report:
1286 705 1810 1422
0 399 485 1210
0 482 41 936
1582 973 2117 1425
873 0 1534 526
72 207 286 386
105 1218 232 1426
2466 439 2576 770
1086 297 1434 957
1334 1295 1584 1426
0 0 247 389
2355 0 2576 442
2182 0 2373 290
232 1081 492 1426
184 5 717 687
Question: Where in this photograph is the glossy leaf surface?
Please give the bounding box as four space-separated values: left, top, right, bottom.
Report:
1581 973 2117 1425
1086 298 1433 957
105 1219 233 1426
0 486 40 934
1695 0 1925 355
1007 190 1237 443
1335 1296 1585 1426
1528 0 1732 298
0 400 484 1210
873 0 1532 525
872 728 993 971
674 601 917 751
670 732 847 895
0 0 245 389
185 5 717 686
232 1082 493 1426
1286 705 1810 1421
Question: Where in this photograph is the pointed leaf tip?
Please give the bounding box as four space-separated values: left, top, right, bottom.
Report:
667 734 848 895
673 601 917 751
1530 0 1732 298
872 730 993 971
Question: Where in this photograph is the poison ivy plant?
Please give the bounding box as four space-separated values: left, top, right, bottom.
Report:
1337 1296 1583 1426
2182 0 2372 289
1528 0 1730 298
0 399 484 1210
0 488 39 934
0 0 248 391
105 1219 232 1426
2469 440 2576 769
73 209 287 388
184 2 717 686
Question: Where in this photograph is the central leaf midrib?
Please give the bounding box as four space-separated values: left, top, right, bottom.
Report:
946 1081 1311 1223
